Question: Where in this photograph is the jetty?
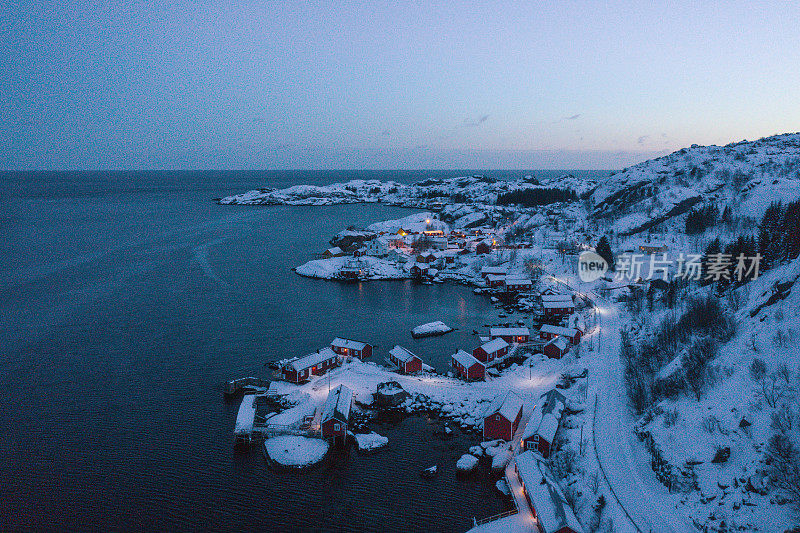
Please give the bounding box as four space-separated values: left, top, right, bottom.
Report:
224 376 270 396
234 393 321 445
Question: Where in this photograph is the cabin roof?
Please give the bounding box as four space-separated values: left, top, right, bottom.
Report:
331 337 368 351
321 384 353 424
289 347 338 372
543 300 575 309
389 345 419 363
485 391 524 423
515 451 584 533
479 338 509 354
540 294 574 302
521 389 566 442
451 349 482 369
490 326 530 337
544 336 569 351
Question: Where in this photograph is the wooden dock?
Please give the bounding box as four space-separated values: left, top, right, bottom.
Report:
224 376 270 396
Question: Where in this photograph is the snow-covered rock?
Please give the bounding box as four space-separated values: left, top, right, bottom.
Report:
354 432 389 452
411 321 453 338
495 479 511 495
456 454 480 472
491 450 513 471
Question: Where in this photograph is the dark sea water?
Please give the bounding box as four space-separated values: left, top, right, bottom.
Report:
0 169 606 531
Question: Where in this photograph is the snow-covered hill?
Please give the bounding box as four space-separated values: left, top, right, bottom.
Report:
591 133 800 234
218 174 596 208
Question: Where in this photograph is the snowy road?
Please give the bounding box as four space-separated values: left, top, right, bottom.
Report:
592 303 694 533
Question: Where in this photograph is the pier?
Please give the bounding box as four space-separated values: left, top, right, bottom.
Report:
224 377 270 396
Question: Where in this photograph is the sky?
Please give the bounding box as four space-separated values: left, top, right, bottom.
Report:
4 1 800 170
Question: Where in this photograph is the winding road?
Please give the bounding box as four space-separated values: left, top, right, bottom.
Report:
590 302 692 533
546 276 692 532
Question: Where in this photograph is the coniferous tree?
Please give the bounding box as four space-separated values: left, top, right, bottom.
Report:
759 202 785 269
782 200 800 262
700 237 722 285
596 235 615 270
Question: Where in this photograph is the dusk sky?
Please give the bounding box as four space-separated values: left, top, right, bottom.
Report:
5 1 800 170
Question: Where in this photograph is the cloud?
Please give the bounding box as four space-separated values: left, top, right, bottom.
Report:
462 114 489 127
565 114 581 120
637 135 650 145
381 129 391 136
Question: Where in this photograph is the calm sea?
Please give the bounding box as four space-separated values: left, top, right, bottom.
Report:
0 169 606 531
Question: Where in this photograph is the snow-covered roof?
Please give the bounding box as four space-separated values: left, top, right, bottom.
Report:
485 391 524 423
504 276 532 285
541 294 573 302
321 384 353 424
479 338 509 354
389 345 419 363
490 327 530 337
326 246 343 254
451 349 482 368
515 451 584 533
537 414 560 443
289 347 338 371
543 300 575 309
544 336 569 351
486 274 506 282
331 337 368 351
522 389 567 442
539 324 578 337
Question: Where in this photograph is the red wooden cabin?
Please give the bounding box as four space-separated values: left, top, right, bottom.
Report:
282 347 340 383
450 350 485 381
387 345 423 374
539 324 581 345
483 391 524 441
542 336 569 359
514 450 583 533
520 389 566 458
320 384 353 438
472 338 509 363
490 327 530 344
330 337 372 359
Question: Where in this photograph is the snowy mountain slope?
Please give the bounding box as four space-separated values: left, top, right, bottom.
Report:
591 133 800 234
630 258 800 532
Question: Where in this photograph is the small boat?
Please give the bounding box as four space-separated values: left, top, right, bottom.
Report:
420 465 438 478
498 314 507 318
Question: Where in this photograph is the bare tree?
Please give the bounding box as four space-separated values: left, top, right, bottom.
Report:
765 433 800 510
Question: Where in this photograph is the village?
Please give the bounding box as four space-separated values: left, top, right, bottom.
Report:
227 209 607 533
224 204 701 533
213 136 800 533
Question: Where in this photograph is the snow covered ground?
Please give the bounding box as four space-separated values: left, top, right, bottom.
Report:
295 255 408 280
